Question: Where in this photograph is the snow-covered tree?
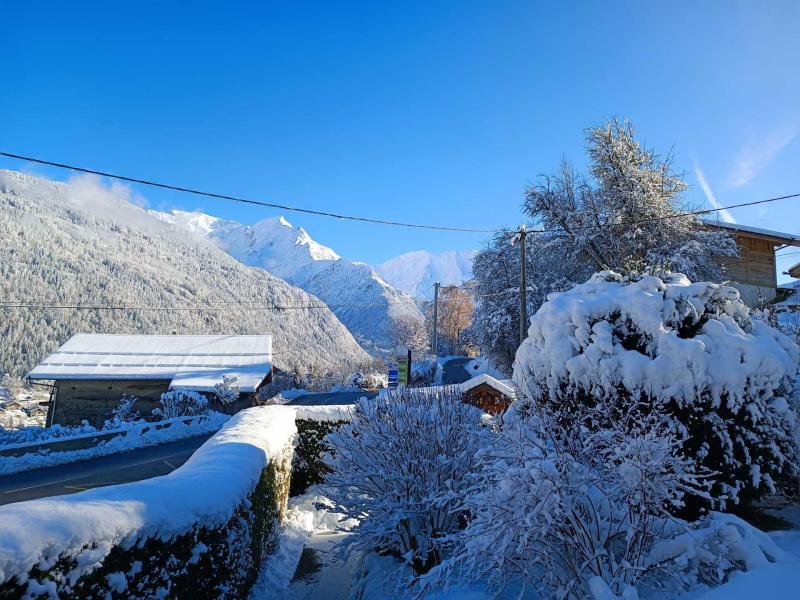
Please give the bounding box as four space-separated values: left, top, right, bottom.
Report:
468 119 736 369
324 387 489 574
153 389 209 419
513 270 800 510
434 398 709 599
390 311 429 354
213 374 240 406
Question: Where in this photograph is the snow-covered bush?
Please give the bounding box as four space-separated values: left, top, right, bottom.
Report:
513 271 800 510
324 387 489 574
433 398 711 599
345 371 387 390
153 388 209 420
214 374 240 406
104 394 140 428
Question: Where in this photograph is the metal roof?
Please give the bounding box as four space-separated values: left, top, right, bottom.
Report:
26 334 273 392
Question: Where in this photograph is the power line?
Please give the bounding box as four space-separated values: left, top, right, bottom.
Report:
0 151 494 233
0 301 389 312
3 150 798 236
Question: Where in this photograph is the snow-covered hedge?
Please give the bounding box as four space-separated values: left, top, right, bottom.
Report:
0 406 296 599
513 271 800 508
290 405 353 497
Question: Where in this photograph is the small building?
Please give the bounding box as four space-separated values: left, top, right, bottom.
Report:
459 374 518 415
26 334 273 427
703 220 800 304
788 261 800 280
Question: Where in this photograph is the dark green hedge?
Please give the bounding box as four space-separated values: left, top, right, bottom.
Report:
0 446 292 600
291 419 347 496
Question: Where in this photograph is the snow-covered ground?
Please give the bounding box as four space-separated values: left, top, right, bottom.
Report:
249 488 359 600
682 505 800 600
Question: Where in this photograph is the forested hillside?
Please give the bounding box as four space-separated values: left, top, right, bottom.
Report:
0 170 370 377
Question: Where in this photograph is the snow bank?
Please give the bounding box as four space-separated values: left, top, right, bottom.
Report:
0 405 297 597
464 357 504 379
0 413 230 476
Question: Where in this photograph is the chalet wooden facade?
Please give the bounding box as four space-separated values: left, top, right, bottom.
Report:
26 334 273 427
460 374 518 414
703 220 800 304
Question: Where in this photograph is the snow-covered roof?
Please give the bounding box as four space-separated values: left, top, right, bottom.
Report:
413 374 519 400
26 334 273 392
459 374 519 399
701 219 800 245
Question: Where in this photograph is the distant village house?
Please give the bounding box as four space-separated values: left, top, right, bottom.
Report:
26 334 273 427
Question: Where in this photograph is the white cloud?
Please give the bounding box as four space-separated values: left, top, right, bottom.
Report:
693 162 736 224
729 120 800 188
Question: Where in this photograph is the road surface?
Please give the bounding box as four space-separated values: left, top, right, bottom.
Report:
0 433 213 506
285 390 378 406
441 357 472 385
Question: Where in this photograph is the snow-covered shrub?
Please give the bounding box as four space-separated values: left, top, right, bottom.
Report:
513 271 800 510
214 375 240 406
324 387 489 574
433 398 711 599
104 394 140 428
345 371 387 390
153 389 209 420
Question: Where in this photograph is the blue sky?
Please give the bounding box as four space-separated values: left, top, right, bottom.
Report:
2 1 799 279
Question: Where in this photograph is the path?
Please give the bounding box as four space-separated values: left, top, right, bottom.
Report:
286 531 361 600
0 433 213 505
441 357 472 385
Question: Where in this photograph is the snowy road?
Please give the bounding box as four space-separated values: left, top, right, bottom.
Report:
0 433 213 505
441 357 472 384
285 390 378 406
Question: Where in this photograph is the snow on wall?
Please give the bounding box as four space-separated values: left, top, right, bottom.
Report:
292 404 354 423
0 405 296 588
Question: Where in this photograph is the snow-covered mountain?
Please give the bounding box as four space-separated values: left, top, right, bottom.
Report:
0 170 370 377
376 250 476 299
151 210 425 355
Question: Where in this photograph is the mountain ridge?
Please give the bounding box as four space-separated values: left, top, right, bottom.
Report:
150 209 425 355
0 170 370 377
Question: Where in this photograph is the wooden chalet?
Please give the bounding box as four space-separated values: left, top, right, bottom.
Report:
703 220 800 304
26 334 273 427
459 374 518 414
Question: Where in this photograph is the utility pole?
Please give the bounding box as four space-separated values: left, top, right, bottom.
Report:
431 281 439 356
518 226 528 347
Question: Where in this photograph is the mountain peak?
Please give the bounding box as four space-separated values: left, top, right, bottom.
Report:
377 249 476 299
